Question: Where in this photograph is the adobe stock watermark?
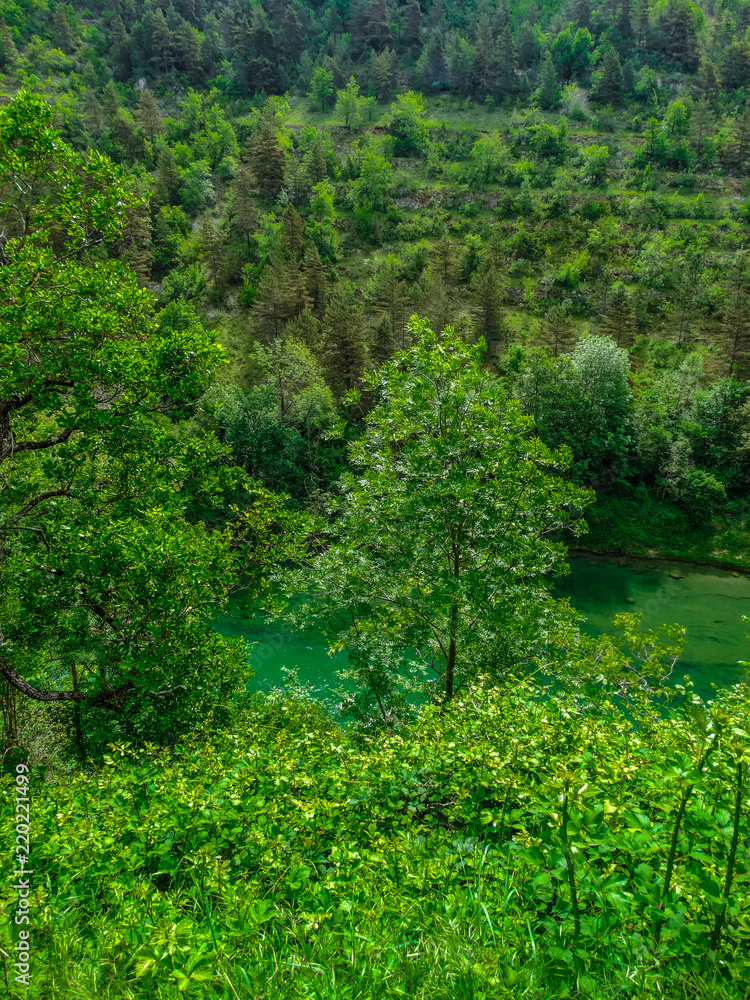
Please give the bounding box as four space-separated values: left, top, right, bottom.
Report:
9 762 32 987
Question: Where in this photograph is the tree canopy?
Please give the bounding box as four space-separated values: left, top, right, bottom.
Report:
281 319 593 724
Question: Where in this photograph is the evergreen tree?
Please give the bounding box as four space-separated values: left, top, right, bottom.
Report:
539 303 576 356
471 256 508 355
247 110 287 202
323 286 367 394
230 164 258 246
535 51 562 109
361 0 395 53
199 218 225 290
304 244 326 317
517 22 541 67
303 132 329 184
369 315 395 365
698 59 720 104
572 0 591 30
52 8 77 53
600 282 636 350
447 36 475 97
281 4 305 63
633 0 651 50
432 236 456 285
376 256 409 350
253 259 312 341
135 90 163 141
178 0 196 22
473 13 498 95
690 97 716 156
281 204 306 260
497 24 518 94
720 253 750 377
151 8 174 74
403 0 423 58
618 0 633 40
109 15 131 81
119 199 153 282
657 0 699 72
417 27 449 90
155 146 181 204
591 47 623 105
372 47 399 103
175 21 202 82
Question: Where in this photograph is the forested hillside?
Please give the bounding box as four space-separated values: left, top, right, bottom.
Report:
2 0 750 996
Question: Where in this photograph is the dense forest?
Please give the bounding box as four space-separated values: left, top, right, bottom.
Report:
1 0 750 995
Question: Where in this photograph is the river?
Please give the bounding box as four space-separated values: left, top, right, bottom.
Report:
212 554 750 702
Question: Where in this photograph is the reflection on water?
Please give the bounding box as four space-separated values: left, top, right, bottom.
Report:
213 555 750 700
557 554 750 698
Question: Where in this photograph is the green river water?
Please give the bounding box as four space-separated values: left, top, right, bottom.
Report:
212 554 750 702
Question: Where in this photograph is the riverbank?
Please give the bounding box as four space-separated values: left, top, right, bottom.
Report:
579 491 750 573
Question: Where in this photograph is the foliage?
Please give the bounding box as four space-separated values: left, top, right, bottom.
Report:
278 319 593 719
0 92 300 749
1 674 749 998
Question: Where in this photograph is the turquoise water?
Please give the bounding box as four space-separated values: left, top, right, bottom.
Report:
212 554 750 699
556 554 750 698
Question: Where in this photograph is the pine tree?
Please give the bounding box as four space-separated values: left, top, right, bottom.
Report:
690 97 716 156
361 0 395 53
323 286 367 394
282 4 305 62
599 282 636 350
151 8 174 74
247 110 287 201
175 22 202 82
52 8 77 53
536 51 561 109
253 259 312 341
304 245 326 317
658 0 699 72
176 0 195 19
618 0 633 40
109 15 131 81
698 59 720 104
135 90 163 141
376 256 409 350
432 236 456 285
403 0 423 58
304 132 329 184
372 47 399 102
572 0 591 30
494 0 511 35
633 0 651 50
539 304 576 356
119 201 153 282
473 13 498 96
232 164 258 245
720 254 750 377
101 79 122 120
155 146 181 204
497 24 518 95
199 219 225 291
282 204 306 260
591 47 623 105
369 315 395 365
471 255 508 355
